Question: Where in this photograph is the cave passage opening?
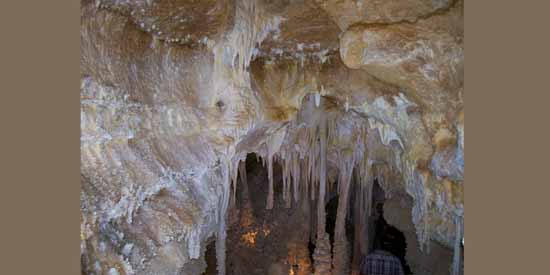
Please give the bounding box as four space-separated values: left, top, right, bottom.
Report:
203 154 419 275
370 179 413 274
202 238 218 275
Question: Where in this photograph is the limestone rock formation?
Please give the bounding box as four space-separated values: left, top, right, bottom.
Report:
317 0 455 30
81 0 464 274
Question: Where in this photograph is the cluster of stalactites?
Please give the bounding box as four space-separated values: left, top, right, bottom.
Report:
331 149 355 274
214 145 252 275
352 157 374 272
254 95 376 211
215 87 464 275
216 151 256 275
248 95 378 274
222 91 448 272
260 94 331 210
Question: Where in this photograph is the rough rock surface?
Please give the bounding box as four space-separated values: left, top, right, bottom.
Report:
81 0 464 274
317 0 455 30
340 0 463 132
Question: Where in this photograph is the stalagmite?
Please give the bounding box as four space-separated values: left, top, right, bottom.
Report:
332 150 355 275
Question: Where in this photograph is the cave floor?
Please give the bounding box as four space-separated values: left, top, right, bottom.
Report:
223 159 313 275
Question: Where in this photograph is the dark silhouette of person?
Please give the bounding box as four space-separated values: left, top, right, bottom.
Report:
360 227 405 275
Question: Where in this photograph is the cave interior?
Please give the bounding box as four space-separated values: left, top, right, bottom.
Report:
200 153 461 275
80 1 464 274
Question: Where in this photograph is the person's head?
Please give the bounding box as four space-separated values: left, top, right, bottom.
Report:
373 225 397 252
375 203 384 218
381 230 397 251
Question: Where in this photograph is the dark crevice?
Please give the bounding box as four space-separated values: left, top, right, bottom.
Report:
372 179 413 274
201 238 217 275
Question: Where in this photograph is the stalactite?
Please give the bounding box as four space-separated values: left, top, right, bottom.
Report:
313 98 331 275
267 153 275 209
351 154 373 274
238 160 247 190
300 158 309 201
216 159 231 275
265 126 287 210
314 93 321 107
282 155 287 204
364 169 373 253
402 157 432 253
292 151 300 203
346 178 353 222
332 150 355 275
281 151 292 208
358 181 367 252
230 158 240 210
351 172 363 273
364 176 373 254
352 151 373 270
285 186 292 208
307 130 316 201
238 159 255 229
309 189 317 245
285 153 292 208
